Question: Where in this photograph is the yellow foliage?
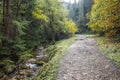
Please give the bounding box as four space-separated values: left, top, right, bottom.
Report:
65 20 78 34
105 30 117 38
88 0 120 37
32 8 49 22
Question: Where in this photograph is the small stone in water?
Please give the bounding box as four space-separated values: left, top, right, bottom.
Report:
26 63 37 69
38 46 44 50
36 55 45 58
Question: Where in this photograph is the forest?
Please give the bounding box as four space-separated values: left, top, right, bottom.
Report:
0 0 120 80
0 0 78 79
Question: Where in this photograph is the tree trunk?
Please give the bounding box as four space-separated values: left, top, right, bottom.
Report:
2 0 5 34
5 0 10 39
2 0 10 46
3 0 10 39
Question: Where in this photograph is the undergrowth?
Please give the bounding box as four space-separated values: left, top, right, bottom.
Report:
96 36 120 67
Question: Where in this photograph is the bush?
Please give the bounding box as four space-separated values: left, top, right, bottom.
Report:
65 20 78 35
19 51 34 62
0 59 16 74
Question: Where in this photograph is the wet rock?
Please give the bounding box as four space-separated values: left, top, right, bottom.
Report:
37 46 44 50
27 58 37 63
16 75 20 79
36 55 48 62
19 70 26 75
26 70 34 77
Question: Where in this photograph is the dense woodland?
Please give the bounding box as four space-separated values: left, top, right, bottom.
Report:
0 0 120 79
67 0 120 40
67 0 93 33
0 0 77 76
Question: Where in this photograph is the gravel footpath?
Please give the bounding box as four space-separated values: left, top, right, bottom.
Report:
56 35 120 80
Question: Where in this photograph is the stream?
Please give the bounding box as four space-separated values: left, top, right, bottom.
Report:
0 46 48 80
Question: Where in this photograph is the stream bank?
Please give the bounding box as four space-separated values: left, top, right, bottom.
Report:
0 46 48 80
0 37 76 80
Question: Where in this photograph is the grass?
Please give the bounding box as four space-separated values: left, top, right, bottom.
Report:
35 36 76 80
95 36 120 67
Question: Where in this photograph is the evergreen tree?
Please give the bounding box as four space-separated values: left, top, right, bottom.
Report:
67 0 93 33
0 0 77 75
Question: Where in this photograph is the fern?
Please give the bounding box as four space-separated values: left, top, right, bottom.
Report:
19 51 34 62
0 59 16 73
12 20 28 36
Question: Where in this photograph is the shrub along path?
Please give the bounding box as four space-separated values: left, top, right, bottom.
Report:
56 35 120 80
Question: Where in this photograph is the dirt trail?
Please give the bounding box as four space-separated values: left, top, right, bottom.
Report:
56 35 120 80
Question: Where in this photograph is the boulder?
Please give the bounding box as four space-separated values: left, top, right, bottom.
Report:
36 55 48 62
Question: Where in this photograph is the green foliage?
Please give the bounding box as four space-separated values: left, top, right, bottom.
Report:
12 38 26 51
19 51 34 62
0 59 16 73
0 0 77 76
12 20 28 36
96 36 120 67
67 0 93 33
28 0 74 43
47 46 60 60
109 53 120 66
